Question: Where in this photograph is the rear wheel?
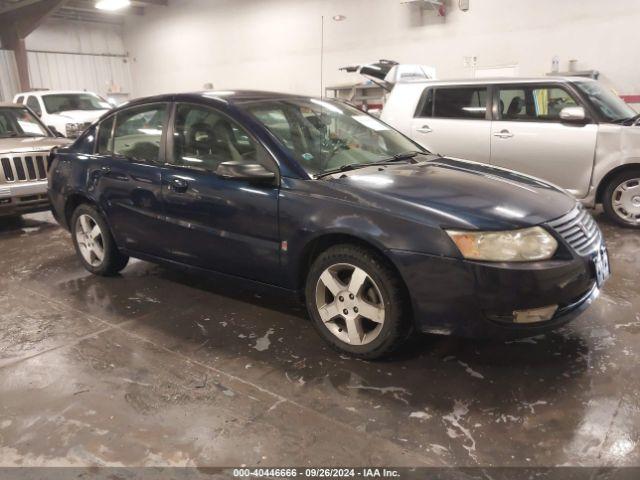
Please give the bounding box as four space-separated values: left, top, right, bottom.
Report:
305 244 410 359
71 204 129 276
602 169 640 228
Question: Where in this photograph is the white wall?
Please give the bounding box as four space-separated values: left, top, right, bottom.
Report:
123 0 640 100
22 19 132 97
26 19 126 55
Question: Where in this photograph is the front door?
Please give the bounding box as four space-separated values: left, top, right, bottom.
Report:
410 85 492 163
490 84 598 198
160 102 281 284
91 103 168 257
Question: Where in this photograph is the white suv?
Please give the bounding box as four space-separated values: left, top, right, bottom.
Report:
14 90 111 138
380 77 640 227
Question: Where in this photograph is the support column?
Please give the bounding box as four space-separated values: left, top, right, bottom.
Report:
12 37 30 92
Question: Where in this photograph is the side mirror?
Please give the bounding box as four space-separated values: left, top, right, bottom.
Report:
560 106 587 123
48 126 65 138
216 161 276 183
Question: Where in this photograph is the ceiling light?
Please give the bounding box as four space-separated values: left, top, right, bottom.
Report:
332 14 347 21
95 0 131 11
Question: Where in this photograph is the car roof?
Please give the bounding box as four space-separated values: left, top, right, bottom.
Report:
400 76 595 86
15 90 101 97
109 90 318 110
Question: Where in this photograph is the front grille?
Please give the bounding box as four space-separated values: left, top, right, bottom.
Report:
547 205 601 256
0 153 49 184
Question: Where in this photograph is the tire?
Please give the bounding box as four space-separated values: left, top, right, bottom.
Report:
602 169 640 228
70 203 129 276
304 244 411 359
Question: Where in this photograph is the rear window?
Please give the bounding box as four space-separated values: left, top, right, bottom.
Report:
433 87 487 119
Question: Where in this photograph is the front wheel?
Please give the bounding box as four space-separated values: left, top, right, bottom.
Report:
71 204 129 276
602 169 640 228
305 244 411 359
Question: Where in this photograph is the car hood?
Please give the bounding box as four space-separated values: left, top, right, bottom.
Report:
50 110 109 123
0 136 72 154
325 157 577 230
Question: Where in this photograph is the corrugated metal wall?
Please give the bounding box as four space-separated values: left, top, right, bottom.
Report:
0 50 21 102
27 51 132 96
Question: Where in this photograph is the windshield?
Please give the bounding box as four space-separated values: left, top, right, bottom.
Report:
575 81 637 122
42 93 111 114
0 107 49 138
241 98 423 176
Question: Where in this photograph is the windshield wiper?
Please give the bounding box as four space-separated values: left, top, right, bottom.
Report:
316 162 380 178
316 151 429 179
611 113 640 125
377 150 428 163
316 153 427 179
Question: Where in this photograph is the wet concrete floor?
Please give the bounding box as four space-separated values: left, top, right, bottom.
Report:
0 210 638 468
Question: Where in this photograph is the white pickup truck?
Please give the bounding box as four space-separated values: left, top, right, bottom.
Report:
14 90 111 138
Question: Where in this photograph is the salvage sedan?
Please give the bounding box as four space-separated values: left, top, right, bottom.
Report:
48 91 609 358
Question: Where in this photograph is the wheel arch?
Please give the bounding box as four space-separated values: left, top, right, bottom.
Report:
596 163 640 203
63 192 116 241
64 192 97 229
296 232 412 311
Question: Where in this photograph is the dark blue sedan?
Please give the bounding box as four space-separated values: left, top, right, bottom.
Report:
48 91 609 358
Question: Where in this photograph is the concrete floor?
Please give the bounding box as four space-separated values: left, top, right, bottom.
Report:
0 210 638 469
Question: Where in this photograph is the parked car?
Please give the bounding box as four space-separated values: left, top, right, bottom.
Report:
14 90 112 138
380 77 640 228
48 91 609 358
0 103 71 218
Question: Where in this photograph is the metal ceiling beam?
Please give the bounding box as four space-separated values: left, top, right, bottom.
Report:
65 0 144 16
0 0 45 15
0 0 66 91
131 0 168 5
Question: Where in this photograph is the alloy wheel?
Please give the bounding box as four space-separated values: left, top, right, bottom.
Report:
75 214 105 267
315 263 386 345
612 177 640 225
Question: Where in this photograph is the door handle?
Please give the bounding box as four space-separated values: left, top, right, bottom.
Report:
169 177 189 193
493 129 514 138
417 125 433 133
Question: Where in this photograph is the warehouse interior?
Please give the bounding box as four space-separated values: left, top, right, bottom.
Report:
1 0 639 477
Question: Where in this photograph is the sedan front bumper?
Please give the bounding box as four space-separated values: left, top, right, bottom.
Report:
390 247 602 338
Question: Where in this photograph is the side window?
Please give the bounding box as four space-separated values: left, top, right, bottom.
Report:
96 115 115 154
499 88 528 120
532 87 578 121
415 88 434 118
113 104 167 162
172 103 274 172
433 87 487 119
16 96 24 104
498 86 579 121
26 96 42 117
250 108 295 149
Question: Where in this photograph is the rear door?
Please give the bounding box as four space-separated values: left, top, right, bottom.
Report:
490 83 597 198
410 85 492 162
91 103 169 257
160 102 281 284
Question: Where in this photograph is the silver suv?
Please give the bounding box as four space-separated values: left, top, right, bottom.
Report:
381 77 640 227
0 103 70 218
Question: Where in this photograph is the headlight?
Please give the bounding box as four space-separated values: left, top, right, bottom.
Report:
446 226 558 262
